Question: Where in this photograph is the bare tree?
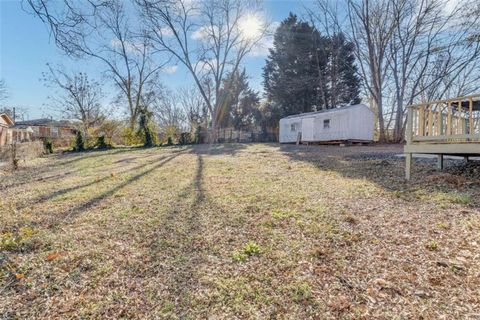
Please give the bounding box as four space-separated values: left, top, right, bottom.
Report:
312 0 480 142
136 0 268 140
346 0 401 142
25 0 167 129
42 65 105 136
387 0 480 141
0 79 8 106
177 86 207 132
151 88 186 130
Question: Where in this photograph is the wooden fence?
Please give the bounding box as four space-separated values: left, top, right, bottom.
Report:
199 127 278 143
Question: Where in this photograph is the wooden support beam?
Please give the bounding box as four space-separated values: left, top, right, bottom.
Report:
447 102 452 135
418 106 425 136
428 104 433 136
437 154 443 171
469 98 473 135
406 106 413 144
405 153 412 180
437 107 442 136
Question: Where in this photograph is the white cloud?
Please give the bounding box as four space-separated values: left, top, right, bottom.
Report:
158 26 174 37
163 65 178 74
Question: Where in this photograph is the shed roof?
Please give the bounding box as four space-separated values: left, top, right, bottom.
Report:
281 104 370 120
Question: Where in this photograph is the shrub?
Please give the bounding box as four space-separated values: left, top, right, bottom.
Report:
121 127 143 146
167 136 174 146
95 135 112 150
137 108 159 147
178 132 193 145
43 139 53 154
73 131 85 152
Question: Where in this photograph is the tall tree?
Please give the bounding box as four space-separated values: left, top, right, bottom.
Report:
26 0 167 129
136 0 268 139
218 69 260 130
42 65 105 136
264 14 325 118
263 14 361 126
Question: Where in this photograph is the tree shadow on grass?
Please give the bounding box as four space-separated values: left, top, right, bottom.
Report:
278 144 479 196
189 143 248 156
35 149 188 229
1 147 154 191
142 152 214 317
14 153 176 211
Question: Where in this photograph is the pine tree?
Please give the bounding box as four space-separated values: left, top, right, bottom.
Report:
263 13 324 118
263 14 361 124
74 131 85 152
217 69 260 130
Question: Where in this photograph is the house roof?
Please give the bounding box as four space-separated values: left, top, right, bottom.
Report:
281 104 370 120
15 118 75 128
0 113 15 126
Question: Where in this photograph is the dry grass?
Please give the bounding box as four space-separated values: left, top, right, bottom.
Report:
1 143 480 319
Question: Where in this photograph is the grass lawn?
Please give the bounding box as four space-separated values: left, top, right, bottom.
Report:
1 143 480 318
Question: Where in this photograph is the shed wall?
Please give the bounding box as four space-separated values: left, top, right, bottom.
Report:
279 104 374 143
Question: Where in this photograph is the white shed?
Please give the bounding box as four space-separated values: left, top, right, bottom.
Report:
279 104 374 144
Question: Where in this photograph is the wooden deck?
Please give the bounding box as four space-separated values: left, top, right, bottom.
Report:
404 94 480 179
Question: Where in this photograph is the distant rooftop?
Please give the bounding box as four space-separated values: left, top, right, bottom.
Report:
15 118 75 128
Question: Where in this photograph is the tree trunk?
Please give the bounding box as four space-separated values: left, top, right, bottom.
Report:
375 95 386 143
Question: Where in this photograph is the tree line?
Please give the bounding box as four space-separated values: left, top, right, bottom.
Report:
16 0 480 144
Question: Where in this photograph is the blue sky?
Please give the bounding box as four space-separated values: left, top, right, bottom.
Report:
0 0 311 120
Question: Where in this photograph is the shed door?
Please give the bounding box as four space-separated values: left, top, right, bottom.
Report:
302 118 314 141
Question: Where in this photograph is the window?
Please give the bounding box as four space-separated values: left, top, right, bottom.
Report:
323 119 330 129
290 123 296 132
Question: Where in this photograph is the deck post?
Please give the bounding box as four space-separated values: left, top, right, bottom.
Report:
405 153 412 180
405 106 414 180
437 154 443 171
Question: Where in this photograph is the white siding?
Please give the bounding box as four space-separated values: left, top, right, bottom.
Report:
279 104 374 143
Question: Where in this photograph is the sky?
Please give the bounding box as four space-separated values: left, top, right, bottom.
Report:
0 0 311 120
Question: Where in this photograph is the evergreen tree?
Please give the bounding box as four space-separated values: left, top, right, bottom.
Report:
263 14 361 125
74 131 85 151
138 107 155 147
217 69 260 130
327 33 361 107
263 13 325 118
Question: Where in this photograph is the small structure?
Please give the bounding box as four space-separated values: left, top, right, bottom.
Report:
0 113 14 146
404 94 480 179
14 118 76 147
279 104 375 144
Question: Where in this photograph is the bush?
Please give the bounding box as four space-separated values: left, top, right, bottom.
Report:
43 139 53 154
178 132 193 145
167 136 174 146
95 135 112 150
73 131 85 152
121 127 143 146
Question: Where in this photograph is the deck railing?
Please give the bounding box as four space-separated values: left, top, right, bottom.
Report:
406 94 480 144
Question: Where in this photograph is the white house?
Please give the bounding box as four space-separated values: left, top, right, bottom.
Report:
279 104 374 144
